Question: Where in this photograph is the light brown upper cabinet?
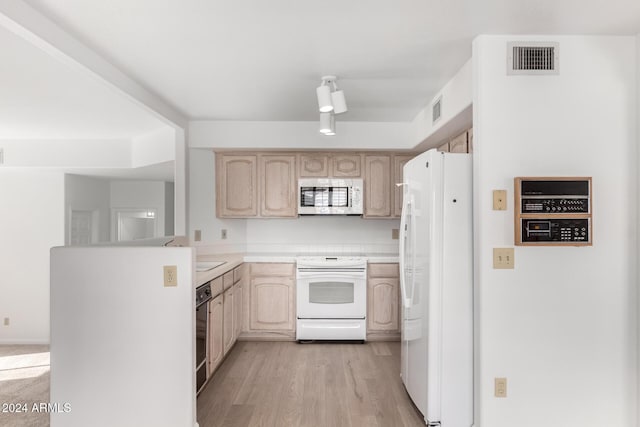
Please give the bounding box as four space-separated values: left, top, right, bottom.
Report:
259 154 297 217
217 150 419 219
331 154 362 177
364 155 392 218
299 153 361 178
437 141 450 152
216 154 258 217
449 130 468 153
436 127 474 154
299 154 329 177
393 155 414 218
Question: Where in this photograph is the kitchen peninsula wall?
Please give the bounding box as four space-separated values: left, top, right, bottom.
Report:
189 148 399 254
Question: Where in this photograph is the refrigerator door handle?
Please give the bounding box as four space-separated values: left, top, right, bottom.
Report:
399 195 412 309
408 198 417 306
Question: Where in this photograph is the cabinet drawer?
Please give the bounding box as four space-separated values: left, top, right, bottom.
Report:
223 271 234 290
250 263 295 277
233 265 244 283
368 263 399 278
210 276 223 298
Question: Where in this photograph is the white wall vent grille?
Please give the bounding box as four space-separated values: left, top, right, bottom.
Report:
507 42 559 75
432 96 442 124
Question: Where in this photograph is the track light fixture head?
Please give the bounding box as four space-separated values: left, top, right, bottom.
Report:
316 75 336 113
319 112 335 136
316 75 346 135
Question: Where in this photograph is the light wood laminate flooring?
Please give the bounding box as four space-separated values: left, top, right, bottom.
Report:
0 345 50 427
197 341 425 427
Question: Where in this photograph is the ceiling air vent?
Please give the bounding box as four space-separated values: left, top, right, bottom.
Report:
432 96 442 124
507 42 559 75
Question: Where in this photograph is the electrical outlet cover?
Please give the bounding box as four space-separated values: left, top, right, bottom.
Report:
163 265 178 287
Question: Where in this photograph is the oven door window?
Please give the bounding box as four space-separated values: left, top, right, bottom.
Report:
309 281 354 304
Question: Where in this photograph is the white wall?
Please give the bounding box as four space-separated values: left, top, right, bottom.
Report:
189 149 247 252
110 180 169 240
246 216 399 254
0 170 64 343
64 174 111 243
411 59 473 149
50 246 195 427
131 127 175 168
473 35 637 427
0 139 130 167
165 181 175 236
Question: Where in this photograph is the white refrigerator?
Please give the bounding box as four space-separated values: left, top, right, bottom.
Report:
399 149 473 426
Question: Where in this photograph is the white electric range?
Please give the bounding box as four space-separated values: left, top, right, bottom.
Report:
295 255 367 341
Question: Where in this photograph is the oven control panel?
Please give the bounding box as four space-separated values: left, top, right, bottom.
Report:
515 177 592 246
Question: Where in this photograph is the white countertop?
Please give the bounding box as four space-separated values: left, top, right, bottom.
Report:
195 252 399 287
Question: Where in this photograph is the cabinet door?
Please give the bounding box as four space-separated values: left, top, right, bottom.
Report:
260 154 297 217
234 281 243 340
217 154 258 217
331 154 361 177
437 141 450 152
208 294 224 375
364 155 391 217
367 278 399 332
299 154 329 177
223 287 234 355
449 131 468 153
249 276 294 331
393 155 414 218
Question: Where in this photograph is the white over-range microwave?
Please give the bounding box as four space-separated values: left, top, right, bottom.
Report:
298 178 363 215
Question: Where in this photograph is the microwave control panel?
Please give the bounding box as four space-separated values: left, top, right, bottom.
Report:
515 177 592 246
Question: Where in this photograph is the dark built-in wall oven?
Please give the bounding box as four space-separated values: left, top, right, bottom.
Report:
195 282 212 394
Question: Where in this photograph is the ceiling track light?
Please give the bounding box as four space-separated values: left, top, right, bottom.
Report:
319 112 335 136
316 75 347 135
317 78 334 113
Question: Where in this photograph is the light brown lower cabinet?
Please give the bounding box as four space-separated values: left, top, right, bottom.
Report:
244 263 296 339
234 280 243 341
208 294 224 374
206 264 244 380
222 286 235 354
367 263 400 340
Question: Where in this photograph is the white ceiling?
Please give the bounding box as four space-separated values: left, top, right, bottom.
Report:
0 24 166 140
16 0 640 124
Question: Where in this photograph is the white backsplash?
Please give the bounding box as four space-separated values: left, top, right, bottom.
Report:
245 216 400 255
